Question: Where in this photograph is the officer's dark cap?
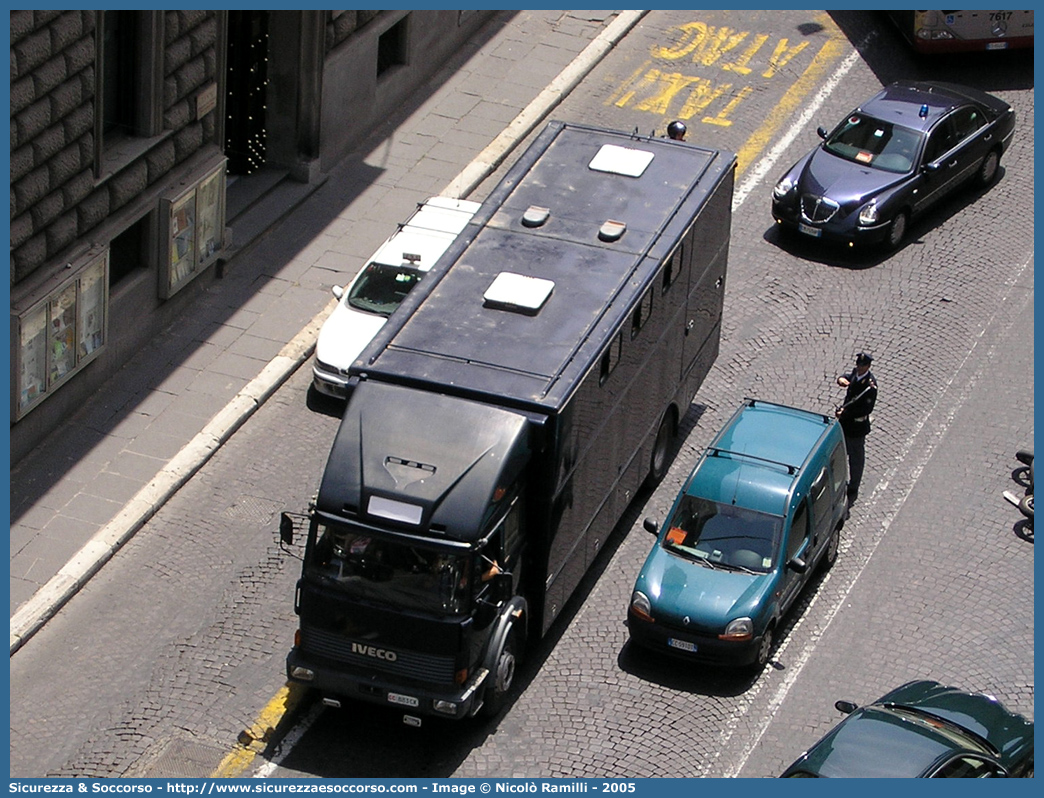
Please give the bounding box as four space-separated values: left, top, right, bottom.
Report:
855 352 873 366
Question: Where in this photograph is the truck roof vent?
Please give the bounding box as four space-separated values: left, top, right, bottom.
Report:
483 271 554 314
589 144 654 177
522 205 550 227
598 219 626 242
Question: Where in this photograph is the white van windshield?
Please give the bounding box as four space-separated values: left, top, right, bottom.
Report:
662 495 781 573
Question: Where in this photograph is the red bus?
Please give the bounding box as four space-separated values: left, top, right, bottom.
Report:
887 10 1034 53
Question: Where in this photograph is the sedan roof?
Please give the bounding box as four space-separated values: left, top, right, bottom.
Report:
858 81 1009 133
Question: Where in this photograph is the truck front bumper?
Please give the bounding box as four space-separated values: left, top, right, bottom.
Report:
287 647 488 720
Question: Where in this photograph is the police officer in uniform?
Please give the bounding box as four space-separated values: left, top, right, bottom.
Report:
836 352 877 505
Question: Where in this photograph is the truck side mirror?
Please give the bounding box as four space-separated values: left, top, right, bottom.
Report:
490 572 513 604
643 517 660 535
279 512 294 545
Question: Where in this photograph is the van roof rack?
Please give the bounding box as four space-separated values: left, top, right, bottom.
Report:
706 447 799 475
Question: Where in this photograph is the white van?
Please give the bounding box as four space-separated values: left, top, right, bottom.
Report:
312 197 480 398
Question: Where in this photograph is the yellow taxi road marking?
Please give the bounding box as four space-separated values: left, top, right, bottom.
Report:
211 683 306 778
607 14 848 151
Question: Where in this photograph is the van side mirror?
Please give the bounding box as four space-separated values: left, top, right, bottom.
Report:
279 512 295 545
643 517 660 535
788 555 808 574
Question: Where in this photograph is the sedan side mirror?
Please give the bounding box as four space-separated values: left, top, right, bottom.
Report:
643 517 660 535
332 285 345 300
816 126 829 140
835 700 858 715
923 161 940 173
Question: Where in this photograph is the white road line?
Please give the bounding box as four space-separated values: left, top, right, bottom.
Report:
732 36 871 212
252 701 325 778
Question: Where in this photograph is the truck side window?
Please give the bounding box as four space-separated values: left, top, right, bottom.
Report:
631 286 654 339
599 331 623 385
662 243 684 292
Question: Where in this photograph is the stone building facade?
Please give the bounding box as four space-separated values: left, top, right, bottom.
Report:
10 9 493 462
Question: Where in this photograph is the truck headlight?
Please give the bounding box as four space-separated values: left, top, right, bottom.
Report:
290 666 315 681
433 700 458 715
858 201 879 226
773 176 796 201
629 591 653 623
719 617 753 641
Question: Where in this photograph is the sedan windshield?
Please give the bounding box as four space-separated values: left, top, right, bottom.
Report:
662 494 781 573
306 522 471 615
347 262 423 316
824 114 924 174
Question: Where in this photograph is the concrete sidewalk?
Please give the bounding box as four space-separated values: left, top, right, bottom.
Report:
10 10 647 652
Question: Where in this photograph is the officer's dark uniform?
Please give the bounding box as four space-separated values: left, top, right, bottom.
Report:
836 352 877 504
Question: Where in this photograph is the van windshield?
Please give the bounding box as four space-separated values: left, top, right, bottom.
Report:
306 522 471 615
662 495 781 573
347 262 423 316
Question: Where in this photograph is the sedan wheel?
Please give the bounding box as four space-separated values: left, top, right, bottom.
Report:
885 211 908 250
976 149 1000 188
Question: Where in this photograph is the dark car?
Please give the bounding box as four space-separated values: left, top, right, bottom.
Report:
772 81 1015 250
781 681 1034 778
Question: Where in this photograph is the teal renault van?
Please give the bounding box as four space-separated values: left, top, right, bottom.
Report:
627 398 848 669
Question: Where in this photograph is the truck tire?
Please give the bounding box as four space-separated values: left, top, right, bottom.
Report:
646 408 677 488
482 625 518 717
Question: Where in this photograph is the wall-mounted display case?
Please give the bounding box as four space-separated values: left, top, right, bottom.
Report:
11 246 109 421
159 156 226 299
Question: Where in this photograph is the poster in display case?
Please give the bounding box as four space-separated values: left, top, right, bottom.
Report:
160 157 226 299
12 247 109 421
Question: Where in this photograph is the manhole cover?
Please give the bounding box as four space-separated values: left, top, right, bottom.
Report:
132 737 229 778
223 495 283 527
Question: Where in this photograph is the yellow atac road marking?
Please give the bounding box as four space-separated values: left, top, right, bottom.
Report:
211 683 308 778
607 12 848 166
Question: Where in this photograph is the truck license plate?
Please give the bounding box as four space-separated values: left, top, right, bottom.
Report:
668 638 697 653
387 692 420 708
798 223 821 238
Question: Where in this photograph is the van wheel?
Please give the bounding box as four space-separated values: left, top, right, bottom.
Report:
646 408 677 488
482 626 517 717
822 524 841 570
753 625 775 671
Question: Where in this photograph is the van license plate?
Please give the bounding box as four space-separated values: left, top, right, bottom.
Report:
668 638 697 653
388 692 419 707
798 223 821 238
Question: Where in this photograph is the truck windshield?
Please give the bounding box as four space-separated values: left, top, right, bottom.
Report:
662 495 781 573
307 522 471 615
347 262 423 316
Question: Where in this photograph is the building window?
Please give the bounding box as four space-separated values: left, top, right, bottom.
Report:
377 16 409 77
95 11 162 177
109 216 149 288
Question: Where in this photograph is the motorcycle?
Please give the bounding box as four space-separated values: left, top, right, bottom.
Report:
1002 448 1033 528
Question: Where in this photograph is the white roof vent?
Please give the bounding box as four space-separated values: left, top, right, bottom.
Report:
598 220 626 242
589 144 654 177
522 205 550 227
483 272 554 314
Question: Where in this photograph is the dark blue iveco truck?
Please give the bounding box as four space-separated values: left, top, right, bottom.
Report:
282 121 736 723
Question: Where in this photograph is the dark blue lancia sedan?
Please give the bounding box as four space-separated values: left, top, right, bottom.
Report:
771 81 1015 250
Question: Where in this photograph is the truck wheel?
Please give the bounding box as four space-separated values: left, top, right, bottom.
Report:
1018 493 1033 520
482 626 518 717
646 408 676 488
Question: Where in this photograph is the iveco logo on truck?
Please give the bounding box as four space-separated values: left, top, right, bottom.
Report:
352 643 398 661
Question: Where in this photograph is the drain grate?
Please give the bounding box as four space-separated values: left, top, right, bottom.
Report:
132 737 229 779
223 495 283 527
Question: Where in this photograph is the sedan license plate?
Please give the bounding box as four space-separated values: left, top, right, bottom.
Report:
798 222 822 238
387 692 419 708
667 637 697 653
